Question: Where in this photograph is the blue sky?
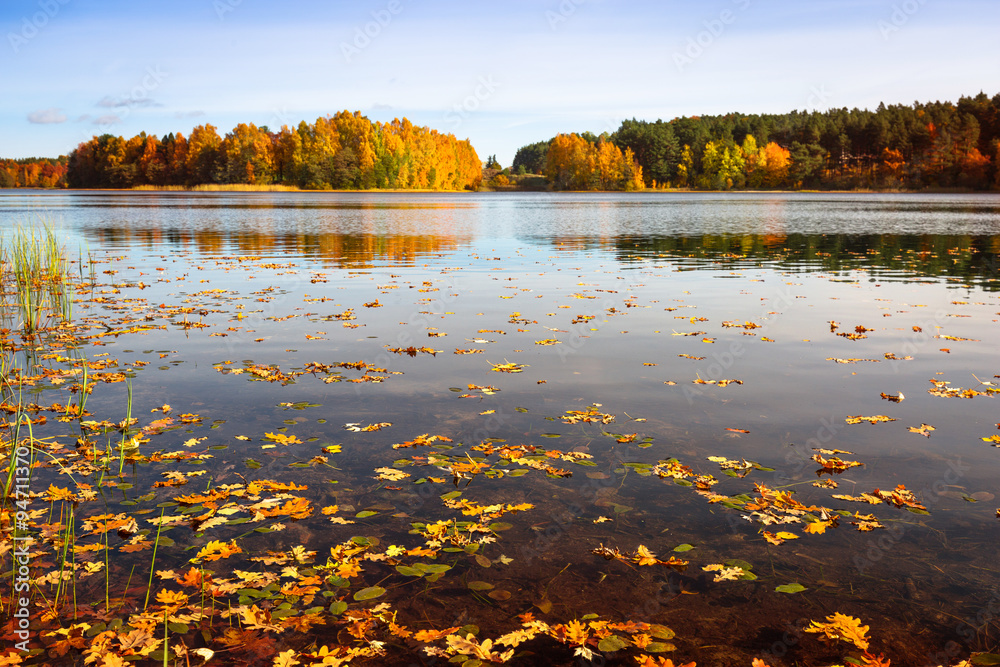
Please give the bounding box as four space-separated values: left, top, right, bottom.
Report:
2 0 998 165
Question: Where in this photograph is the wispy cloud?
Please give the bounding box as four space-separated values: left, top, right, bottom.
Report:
27 108 67 124
93 114 122 126
97 95 162 108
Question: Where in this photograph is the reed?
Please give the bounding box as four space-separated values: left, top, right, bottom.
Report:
191 183 299 192
133 183 300 192
1 221 75 336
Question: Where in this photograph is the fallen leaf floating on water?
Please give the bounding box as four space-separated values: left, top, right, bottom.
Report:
851 512 885 531
693 378 743 386
832 492 883 505
374 467 409 481
385 346 441 356
908 423 936 437
845 415 896 425
805 612 870 651
263 432 302 445
343 422 391 432
812 453 864 474
392 434 453 449
813 447 853 455
927 378 1000 398
762 531 800 545
562 405 615 424
490 360 527 373
725 428 750 433
465 383 500 396
590 544 688 571
879 391 904 402
801 518 836 534
702 563 749 582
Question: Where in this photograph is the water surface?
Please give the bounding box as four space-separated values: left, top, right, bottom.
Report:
2 191 999 666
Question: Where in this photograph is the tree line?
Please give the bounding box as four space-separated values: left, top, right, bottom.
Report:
512 92 1000 190
1 112 482 191
6 93 1000 191
0 157 67 188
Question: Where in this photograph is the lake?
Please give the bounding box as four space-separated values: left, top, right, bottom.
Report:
1 190 999 666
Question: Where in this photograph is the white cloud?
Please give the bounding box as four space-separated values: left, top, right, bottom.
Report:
27 108 68 124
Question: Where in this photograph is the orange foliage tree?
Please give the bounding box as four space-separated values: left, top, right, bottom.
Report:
0 158 67 188
66 113 481 191
545 134 643 191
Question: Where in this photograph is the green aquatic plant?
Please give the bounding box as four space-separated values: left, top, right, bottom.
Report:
1 220 74 335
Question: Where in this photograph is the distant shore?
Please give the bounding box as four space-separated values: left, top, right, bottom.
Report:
1 185 994 194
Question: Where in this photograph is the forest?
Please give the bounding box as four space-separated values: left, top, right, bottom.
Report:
4 93 1000 191
0 157 67 188
511 91 1000 191
3 112 482 191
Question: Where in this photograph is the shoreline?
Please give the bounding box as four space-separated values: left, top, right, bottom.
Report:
1 186 997 195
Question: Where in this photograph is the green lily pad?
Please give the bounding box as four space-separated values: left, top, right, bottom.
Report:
353 586 386 601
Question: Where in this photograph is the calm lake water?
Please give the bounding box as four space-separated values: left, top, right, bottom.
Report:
2 191 1000 665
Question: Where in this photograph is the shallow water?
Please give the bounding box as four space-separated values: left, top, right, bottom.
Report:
2 190 1000 665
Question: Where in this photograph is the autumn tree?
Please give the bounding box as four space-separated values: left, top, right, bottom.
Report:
186 124 223 184
221 123 273 184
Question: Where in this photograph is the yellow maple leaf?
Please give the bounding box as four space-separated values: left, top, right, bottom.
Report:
564 619 589 645
805 612 870 650
413 627 461 642
155 589 189 609
336 560 362 579
634 545 658 566
263 432 302 445
272 649 300 667
803 519 835 535
193 539 242 562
